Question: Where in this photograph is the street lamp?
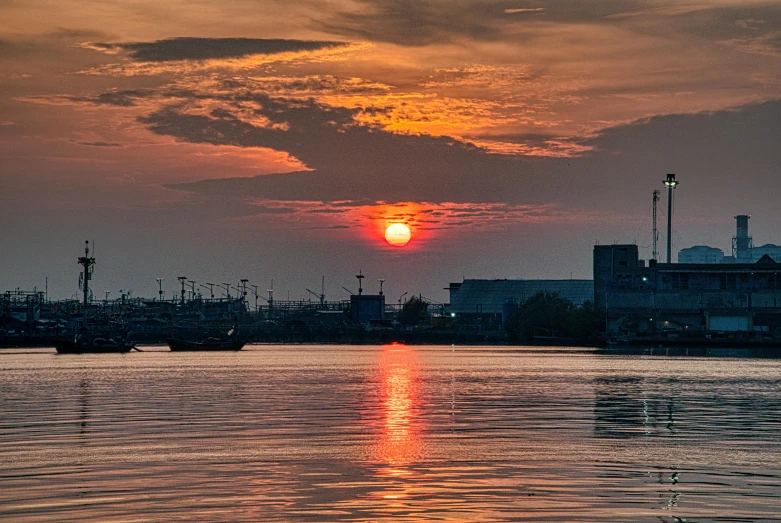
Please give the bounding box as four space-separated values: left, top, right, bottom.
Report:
155 278 164 302
663 173 679 264
177 276 187 305
398 292 408 308
219 283 231 298
240 279 249 301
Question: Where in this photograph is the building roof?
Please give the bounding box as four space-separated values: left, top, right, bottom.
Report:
449 279 594 314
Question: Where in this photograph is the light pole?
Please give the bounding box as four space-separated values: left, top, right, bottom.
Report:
378 279 385 296
201 283 215 299
155 278 164 302
177 276 187 305
398 292 408 308
220 283 231 298
250 285 259 317
663 173 679 264
240 279 249 302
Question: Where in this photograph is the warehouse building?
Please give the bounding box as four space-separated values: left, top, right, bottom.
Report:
447 279 594 330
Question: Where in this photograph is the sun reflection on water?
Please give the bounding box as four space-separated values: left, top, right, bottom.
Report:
375 344 424 469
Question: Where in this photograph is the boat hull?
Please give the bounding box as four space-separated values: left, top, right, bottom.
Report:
165 337 248 351
54 339 135 354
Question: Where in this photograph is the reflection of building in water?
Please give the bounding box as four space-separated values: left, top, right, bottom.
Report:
376 344 423 466
593 377 677 439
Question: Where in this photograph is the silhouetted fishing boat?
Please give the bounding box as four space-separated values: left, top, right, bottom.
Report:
165 336 249 351
54 335 136 354
166 321 249 351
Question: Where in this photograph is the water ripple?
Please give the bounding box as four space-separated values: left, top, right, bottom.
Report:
0 346 779 521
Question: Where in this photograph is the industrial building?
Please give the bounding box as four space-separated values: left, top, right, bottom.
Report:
448 279 594 329
595 243 781 339
596 173 781 343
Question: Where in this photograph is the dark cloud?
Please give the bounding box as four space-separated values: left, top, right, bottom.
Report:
0 38 36 58
674 5 781 45
313 0 664 46
147 93 781 222
314 0 781 48
75 141 122 147
92 37 348 62
316 0 505 46
68 89 152 107
305 225 352 230
142 95 541 204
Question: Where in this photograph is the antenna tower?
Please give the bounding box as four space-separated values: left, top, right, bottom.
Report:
652 190 660 261
356 270 364 295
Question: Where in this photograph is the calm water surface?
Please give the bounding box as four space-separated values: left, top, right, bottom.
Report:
1 345 779 522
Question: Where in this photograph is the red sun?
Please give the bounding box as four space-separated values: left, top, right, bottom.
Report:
385 223 411 247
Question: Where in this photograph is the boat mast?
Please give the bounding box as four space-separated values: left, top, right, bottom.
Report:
78 240 95 314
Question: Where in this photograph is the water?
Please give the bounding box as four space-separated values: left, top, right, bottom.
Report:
1 345 779 522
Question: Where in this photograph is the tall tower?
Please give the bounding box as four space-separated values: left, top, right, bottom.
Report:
663 174 679 263
652 189 660 262
732 215 753 262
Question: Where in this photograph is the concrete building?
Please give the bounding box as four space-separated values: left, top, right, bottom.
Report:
448 279 594 329
595 244 781 338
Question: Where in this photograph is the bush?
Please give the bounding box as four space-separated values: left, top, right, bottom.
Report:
505 291 598 344
398 295 429 326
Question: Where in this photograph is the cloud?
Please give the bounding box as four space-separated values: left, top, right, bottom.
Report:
147 95 781 232
504 8 545 14
138 94 552 205
313 0 781 51
0 38 36 57
313 0 667 46
721 30 781 57
71 89 156 107
315 0 510 46
74 141 122 147
88 37 348 62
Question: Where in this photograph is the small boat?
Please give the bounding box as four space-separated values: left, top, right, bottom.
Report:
55 336 136 354
166 321 249 351
165 335 249 351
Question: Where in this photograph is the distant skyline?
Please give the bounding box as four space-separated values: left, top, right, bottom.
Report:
2 1 781 301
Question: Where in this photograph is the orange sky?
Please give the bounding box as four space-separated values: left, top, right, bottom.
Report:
2 1 781 300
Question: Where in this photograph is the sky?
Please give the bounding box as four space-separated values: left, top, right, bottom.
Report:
2 0 781 303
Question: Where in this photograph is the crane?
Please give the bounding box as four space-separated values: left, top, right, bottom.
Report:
306 288 325 306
